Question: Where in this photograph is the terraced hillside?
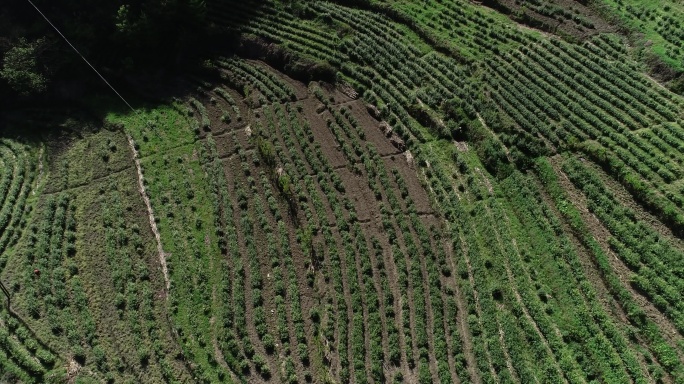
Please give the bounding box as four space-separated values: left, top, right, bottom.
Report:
1 0 684 383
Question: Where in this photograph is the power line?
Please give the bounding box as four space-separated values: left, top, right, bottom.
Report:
25 0 136 113
25 0 170 293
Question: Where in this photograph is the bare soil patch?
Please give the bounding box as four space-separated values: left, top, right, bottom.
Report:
346 101 400 157
297 98 348 169
189 60 468 383
337 168 375 223
383 157 432 214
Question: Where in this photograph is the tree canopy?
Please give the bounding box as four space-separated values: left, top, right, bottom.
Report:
0 37 47 95
0 0 211 101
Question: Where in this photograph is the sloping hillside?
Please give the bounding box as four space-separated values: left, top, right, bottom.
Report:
1 0 684 383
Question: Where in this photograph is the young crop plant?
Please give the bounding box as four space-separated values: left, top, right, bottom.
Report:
214 87 243 122
8 0 684 382
189 98 211 130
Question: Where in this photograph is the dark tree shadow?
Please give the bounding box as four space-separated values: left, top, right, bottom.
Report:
0 0 269 116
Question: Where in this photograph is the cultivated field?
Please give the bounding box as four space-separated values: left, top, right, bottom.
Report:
1 0 684 383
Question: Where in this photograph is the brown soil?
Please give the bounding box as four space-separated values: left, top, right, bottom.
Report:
346 101 400 157
382 156 432 214
297 97 348 169
337 168 374 223
188 58 476 383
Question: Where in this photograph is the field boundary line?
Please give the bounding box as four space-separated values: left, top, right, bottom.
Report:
40 165 134 196
126 134 170 292
26 0 171 293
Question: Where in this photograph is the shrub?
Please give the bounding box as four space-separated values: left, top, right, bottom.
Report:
263 334 275 354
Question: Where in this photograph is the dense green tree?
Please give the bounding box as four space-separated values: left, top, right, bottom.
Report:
0 0 214 101
0 37 47 95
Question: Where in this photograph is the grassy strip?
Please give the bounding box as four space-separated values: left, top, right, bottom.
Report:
536 157 683 377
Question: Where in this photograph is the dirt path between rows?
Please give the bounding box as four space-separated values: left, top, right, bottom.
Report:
548 157 684 369
532 168 663 382
126 134 170 292
441 175 490 383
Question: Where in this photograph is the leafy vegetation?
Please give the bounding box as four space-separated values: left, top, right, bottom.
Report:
2 0 684 382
